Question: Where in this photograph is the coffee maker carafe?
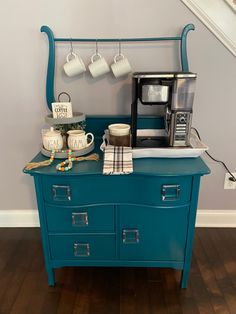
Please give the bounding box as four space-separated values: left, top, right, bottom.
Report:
131 72 197 147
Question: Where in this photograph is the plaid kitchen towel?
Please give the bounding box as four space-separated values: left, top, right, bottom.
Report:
103 145 133 175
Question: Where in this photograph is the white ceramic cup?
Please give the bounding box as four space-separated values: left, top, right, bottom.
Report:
42 129 64 151
108 124 130 136
63 52 86 77
88 53 110 78
111 54 132 78
108 124 131 146
67 130 94 150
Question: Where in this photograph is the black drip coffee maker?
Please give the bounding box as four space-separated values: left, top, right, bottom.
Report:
131 72 197 148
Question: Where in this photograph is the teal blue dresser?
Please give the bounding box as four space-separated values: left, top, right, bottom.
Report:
24 117 210 288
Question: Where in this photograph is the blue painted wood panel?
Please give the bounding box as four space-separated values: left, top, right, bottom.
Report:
49 234 116 260
119 204 189 261
42 175 192 206
45 204 115 233
24 148 210 177
52 260 184 269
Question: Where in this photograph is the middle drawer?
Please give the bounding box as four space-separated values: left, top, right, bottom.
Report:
45 204 115 233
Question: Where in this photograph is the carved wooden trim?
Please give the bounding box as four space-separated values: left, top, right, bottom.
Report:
181 0 236 56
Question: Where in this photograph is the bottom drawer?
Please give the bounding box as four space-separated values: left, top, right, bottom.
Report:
49 235 116 260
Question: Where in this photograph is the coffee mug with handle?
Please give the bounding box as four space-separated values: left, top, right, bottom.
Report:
63 52 86 77
67 130 94 150
88 53 110 78
111 53 132 78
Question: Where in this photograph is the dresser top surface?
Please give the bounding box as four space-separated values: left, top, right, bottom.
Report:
24 141 210 177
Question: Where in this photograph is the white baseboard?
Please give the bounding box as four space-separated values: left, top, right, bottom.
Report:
0 209 236 228
196 210 236 228
0 210 40 227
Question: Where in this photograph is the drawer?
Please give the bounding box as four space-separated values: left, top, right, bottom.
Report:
49 235 116 260
45 204 114 233
119 204 189 261
42 175 192 206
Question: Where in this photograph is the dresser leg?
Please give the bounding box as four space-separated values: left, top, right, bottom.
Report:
180 267 189 288
47 268 55 286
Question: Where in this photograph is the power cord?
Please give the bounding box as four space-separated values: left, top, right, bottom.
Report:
191 127 236 182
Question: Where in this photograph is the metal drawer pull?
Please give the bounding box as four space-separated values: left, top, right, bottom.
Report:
72 212 89 226
52 185 71 201
122 229 140 244
161 184 180 201
74 243 90 257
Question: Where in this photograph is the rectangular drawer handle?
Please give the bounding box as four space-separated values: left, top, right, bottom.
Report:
161 184 180 201
52 185 71 201
122 229 140 244
72 212 89 227
74 243 90 257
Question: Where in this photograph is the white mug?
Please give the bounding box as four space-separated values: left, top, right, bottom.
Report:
88 53 110 78
63 52 86 77
42 129 64 151
111 54 132 78
67 130 94 150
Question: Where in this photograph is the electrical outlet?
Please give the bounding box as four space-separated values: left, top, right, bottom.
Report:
224 173 236 189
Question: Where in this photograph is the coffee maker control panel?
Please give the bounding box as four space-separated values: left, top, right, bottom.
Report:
177 114 187 124
170 112 192 146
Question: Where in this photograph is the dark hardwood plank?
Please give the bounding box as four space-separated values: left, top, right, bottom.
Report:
178 281 200 314
194 231 231 314
190 253 215 314
0 229 25 272
72 267 92 314
24 270 48 314
214 228 236 288
147 268 168 314
120 267 136 314
87 267 115 314
9 271 45 314
133 268 150 314
161 268 184 314
104 268 120 314
0 270 27 314
0 228 236 314
56 268 77 314
198 228 236 313
0 229 41 314
39 268 66 314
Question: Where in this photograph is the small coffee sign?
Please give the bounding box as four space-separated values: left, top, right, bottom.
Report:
52 102 73 119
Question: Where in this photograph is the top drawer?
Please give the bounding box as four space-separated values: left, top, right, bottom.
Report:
41 175 192 206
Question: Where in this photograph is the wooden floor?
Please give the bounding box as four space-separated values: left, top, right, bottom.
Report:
1 228 236 314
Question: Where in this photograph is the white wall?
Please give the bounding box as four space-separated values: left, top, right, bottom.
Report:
0 0 235 211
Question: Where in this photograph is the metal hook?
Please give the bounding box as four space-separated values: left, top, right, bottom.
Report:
118 41 121 56
70 38 73 54
95 39 98 55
